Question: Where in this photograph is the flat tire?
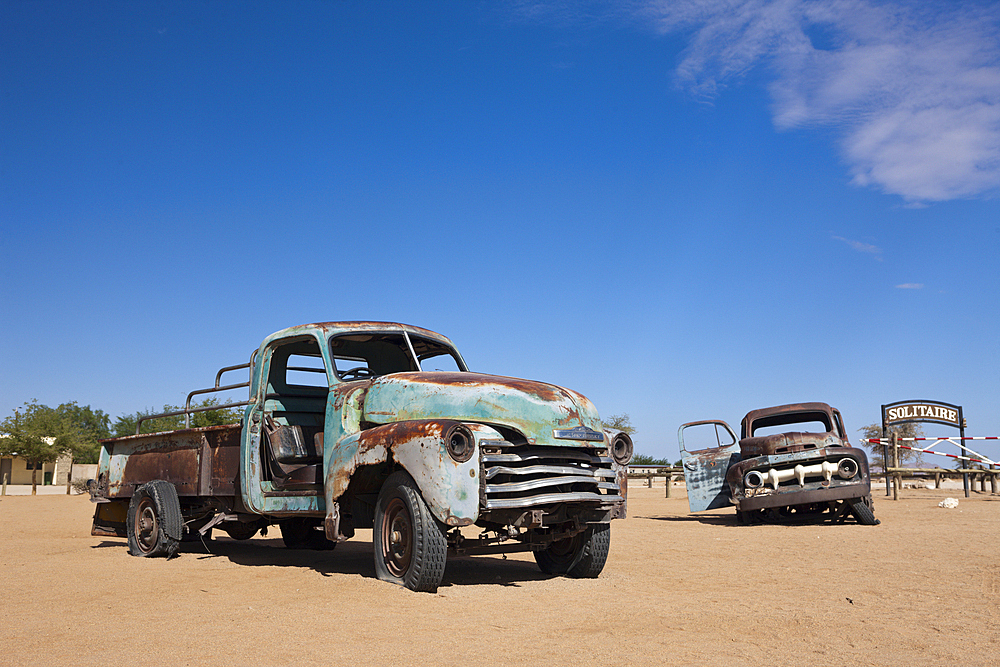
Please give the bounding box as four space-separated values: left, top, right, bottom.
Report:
126 480 182 558
374 471 447 592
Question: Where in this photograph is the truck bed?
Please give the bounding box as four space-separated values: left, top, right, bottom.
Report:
95 423 243 499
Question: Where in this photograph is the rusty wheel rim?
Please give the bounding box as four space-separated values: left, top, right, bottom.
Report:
546 535 578 566
381 497 412 578
134 495 159 554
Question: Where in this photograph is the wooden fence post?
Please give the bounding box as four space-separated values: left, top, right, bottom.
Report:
665 474 672 498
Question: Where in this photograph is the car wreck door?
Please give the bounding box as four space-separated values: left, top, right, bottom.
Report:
678 420 740 513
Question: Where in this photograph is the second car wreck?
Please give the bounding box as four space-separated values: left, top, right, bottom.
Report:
678 403 879 525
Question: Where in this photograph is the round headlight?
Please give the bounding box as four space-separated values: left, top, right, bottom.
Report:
445 423 475 463
611 432 633 466
837 457 859 480
744 470 765 489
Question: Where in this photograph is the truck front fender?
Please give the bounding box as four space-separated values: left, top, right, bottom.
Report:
325 419 482 528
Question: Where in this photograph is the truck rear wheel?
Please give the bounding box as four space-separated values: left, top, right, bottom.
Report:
533 523 610 578
127 480 182 558
374 471 446 592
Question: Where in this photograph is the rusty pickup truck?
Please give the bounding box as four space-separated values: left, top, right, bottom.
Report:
90 322 633 591
678 403 878 525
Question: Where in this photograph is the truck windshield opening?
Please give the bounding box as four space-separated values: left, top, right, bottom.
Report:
330 333 464 379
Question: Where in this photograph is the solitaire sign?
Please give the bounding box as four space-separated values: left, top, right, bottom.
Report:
885 403 960 427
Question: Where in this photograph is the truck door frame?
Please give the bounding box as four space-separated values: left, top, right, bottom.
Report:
678 420 741 513
241 331 333 516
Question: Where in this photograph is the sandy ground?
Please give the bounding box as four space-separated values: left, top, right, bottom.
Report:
1 484 997 667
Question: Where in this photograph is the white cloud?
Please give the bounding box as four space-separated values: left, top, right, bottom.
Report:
895 283 924 289
832 234 882 259
640 0 1000 203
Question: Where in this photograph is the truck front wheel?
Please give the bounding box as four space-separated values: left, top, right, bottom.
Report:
533 523 610 578
126 480 182 558
374 471 447 592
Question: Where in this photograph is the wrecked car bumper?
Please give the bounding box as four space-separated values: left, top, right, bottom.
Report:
728 447 871 512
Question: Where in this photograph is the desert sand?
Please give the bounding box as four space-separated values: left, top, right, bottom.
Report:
1 484 997 666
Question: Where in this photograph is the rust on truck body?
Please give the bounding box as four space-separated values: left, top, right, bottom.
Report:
99 424 242 498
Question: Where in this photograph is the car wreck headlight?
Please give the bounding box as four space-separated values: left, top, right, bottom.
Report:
744 470 765 489
837 457 859 480
611 432 633 466
445 423 475 463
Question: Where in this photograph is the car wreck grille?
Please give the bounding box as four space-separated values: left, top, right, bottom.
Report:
480 444 621 510
740 453 864 493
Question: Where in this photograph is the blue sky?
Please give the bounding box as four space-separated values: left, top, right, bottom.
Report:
2 1 998 462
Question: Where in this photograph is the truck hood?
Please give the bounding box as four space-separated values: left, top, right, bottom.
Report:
360 372 607 447
739 431 845 458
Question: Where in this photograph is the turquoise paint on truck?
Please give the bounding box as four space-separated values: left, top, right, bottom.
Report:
362 372 607 446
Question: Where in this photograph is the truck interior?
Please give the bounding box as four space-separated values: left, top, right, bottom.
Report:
262 336 327 489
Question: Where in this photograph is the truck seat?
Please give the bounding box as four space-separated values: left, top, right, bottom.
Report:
264 420 326 489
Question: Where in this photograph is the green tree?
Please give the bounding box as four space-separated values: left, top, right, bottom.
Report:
630 453 672 466
601 413 636 436
859 422 924 470
0 400 78 494
54 402 111 464
189 398 243 428
112 398 243 437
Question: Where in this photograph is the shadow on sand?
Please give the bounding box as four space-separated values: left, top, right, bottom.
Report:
92 534 554 588
632 514 738 526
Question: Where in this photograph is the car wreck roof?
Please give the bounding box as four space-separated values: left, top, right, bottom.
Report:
743 402 836 424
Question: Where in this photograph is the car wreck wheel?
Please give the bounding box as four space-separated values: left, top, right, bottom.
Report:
374 471 447 592
849 495 880 525
126 480 182 558
533 524 610 579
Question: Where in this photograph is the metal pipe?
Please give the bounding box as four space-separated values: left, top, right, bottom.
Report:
214 362 251 389
137 400 251 435
185 383 251 428
402 331 421 371
183 358 255 428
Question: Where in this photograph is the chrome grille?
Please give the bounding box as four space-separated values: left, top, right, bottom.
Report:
481 444 621 510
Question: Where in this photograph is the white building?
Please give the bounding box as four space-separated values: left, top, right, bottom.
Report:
0 436 74 486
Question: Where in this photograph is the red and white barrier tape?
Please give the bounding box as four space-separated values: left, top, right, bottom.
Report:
860 437 998 467
898 437 998 441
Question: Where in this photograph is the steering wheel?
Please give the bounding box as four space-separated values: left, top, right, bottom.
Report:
341 367 375 380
